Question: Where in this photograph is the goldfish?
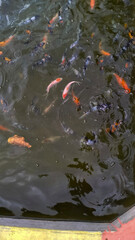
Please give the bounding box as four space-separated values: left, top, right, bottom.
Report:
4 57 11 62
26 29 31 35
0 51 3 55
106 121 122 134
90 0 95 10
42 33 48 49
8 135 31 148
72 90 81 110
0 125 12 132
62 81 80 99
0 35 15 47
113 73 131 93
99 41 111 56
125 62 129 68
42 98 57 115
128 30 133 40
46 78 63 93
90 32 95 38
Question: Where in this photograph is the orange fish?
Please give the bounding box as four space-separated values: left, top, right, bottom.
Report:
49 12 59 25
106 121 122 134
128 30 133 40
42 33 48 49
0 51 3 55
0 125 12 132
113 73 131 93
8 135 31 148
26 30 31 35
125 62 128 68
0 35 15 47
90 0 95 10
99 41 111 56
72 90 80 106
4 57 11 62
91 32 95 38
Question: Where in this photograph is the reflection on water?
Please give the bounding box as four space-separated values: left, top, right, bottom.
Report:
0 0 135 221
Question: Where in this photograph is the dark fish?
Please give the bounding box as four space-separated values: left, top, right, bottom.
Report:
28 96 40 115
31 42 46 56
90 103 112 112
33 54 51 66
80 132 97 150
83 56 91 76
114 39 133 60
68 52 78 65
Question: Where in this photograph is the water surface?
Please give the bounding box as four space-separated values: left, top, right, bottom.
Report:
0 0 135 222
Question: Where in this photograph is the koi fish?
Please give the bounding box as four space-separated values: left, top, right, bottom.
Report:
4 57 11 63
49 12 58 25
72 90 81 111
62 81 80 99
113 73 131 93
68 52 78 65
26 29 31 35
8 135 31 148
72 90 80 106
106 121 122 134
31 33 48 55
99 41 111 56
90 32 95 38
83 56 91 76
90 0 95 10
70 40 79 49
48 10 63 33
19 15 40 26
72 68 82 78
42 33 48 49
0 35 15 47
0 51 3 55
125 62 129 68
0 125 12 132
42 136 62 143
61 54 66 66
128 30 133 40
90 103 112 112
42 98 57 115
33 54 51 66
46 78 63 93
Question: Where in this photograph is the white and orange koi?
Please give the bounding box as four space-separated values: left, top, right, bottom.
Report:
46 78 63 93
62 81 80 99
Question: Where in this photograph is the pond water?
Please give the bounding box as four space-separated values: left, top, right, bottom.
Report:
0 0 135 222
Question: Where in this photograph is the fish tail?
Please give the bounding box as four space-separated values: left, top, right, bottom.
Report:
43 92 48 99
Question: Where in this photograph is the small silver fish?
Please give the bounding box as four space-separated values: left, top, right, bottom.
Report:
42 98 57 115
42 136 62 143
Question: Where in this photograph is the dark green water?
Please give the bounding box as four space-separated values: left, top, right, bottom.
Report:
0 0 135 222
